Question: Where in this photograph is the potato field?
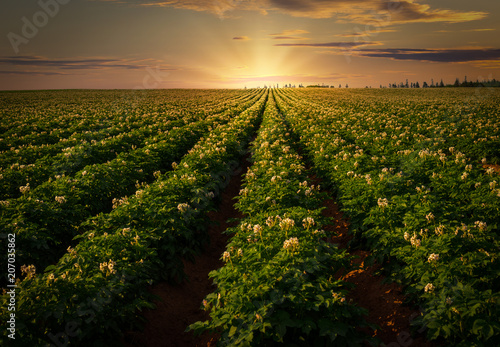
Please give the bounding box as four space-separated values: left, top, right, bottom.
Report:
1 88 499 346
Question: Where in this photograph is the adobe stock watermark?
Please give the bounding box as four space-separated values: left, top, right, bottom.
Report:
4 233 17 340
7 0 71 54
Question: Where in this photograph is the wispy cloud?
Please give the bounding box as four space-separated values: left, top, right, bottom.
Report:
116 0 245 18
0 56 177 71
274 41 381 48
336 28 396 37
462 28 495 32
269 29 309 40
470 60 500 69
435 28 495 34
94 0 488 24
0 70 70 76
270 29 310 36
233 36 250 40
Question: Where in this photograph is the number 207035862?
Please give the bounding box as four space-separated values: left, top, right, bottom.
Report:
7 234 16 284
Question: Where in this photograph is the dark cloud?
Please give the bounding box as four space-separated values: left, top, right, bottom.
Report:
274 41 380 48
355 48 500 63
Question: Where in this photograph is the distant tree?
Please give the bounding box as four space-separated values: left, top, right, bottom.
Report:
345 84 349 88
423 81 429 88
415 81 420 88
454 78 460 87
439 79 444 87
339 84 342 88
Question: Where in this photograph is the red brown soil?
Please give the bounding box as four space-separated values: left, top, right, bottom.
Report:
122 160 249 347
309 173 435 347
483 163 500 174
321 197 435 347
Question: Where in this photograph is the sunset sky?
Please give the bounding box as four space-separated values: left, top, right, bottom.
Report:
0 0 499 89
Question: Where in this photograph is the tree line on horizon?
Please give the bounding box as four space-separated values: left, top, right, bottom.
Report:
383 77 500 89
248 77 498 89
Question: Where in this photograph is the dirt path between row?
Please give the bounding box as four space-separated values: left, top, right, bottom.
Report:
312 172 437 347
122 158 249 347
121 158 437 346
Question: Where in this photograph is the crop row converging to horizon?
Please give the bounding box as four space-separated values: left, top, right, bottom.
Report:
1 87 499 346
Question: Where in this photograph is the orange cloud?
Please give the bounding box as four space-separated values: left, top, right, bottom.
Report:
269 29 310 40
336 28 396 37
98 0 488 24
233 36 251 41
270 29 310 36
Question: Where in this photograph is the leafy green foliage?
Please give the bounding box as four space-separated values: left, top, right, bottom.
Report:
275 87 500 345
190 91 373 346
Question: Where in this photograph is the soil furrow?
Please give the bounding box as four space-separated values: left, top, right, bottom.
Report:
122 158 250 347
313 174 436 347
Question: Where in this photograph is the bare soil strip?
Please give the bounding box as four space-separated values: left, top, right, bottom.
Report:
122 158 249 347
483 163 500 174
313 172 437 347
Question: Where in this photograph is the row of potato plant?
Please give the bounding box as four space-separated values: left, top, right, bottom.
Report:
0 119 202 276
0 121 177 200
190 91 374 346
0 90 259 200
274 88 500 346
0 121 136 167
0 89 268 346
0 89 255 165
0 89 250 151
0 90 264 279
283 88 500 162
